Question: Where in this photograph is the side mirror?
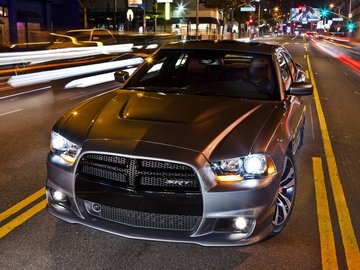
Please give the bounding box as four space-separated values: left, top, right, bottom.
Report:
114 70 129 83
287 82 313 96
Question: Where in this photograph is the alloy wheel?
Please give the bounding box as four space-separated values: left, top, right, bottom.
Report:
273 154 296 227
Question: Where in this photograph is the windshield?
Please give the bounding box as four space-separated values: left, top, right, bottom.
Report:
124 49 278 100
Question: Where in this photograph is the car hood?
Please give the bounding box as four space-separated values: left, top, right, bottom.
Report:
57 90 278 161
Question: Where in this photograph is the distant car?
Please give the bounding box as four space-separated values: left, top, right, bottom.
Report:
48 28 117 49
305 31 319 40
46 40 313 246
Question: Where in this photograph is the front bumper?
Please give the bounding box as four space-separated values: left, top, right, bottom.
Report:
46 143 280 246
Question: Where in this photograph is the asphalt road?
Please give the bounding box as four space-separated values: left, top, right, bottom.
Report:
0 35 359 270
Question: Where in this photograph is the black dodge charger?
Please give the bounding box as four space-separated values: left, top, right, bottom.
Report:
46 40 313 246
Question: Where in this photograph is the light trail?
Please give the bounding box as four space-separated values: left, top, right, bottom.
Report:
0 43 134 66
7 57 144 88
65 67 138 89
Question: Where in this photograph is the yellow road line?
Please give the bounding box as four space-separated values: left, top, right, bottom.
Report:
0 199 47 238
307 55 360 270
0 187 45 222
313 157 338 270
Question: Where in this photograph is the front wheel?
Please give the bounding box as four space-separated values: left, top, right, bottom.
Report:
271 151 297 235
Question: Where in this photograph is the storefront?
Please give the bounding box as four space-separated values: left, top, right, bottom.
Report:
0 4 9 45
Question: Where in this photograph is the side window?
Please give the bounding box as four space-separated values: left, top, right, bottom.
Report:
276 52 291 89
140 58 166 83
283 51 296 80
92 30 114 44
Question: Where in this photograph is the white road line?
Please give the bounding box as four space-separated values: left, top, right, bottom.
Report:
0 109 23 117
309 103 315 140
0 86 50 100
292 36 298 41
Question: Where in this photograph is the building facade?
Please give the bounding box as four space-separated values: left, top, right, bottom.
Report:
0 0 80 46
86 0 223 39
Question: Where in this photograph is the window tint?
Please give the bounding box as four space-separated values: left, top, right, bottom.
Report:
276 51 291 89
125 50 278 100
283 51 295 80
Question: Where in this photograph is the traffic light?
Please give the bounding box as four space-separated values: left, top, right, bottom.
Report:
249 16 253 24
321 8 329 17
347 21 355 32
298 6 303 13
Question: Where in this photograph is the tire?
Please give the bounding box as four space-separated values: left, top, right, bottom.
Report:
271 151 297 235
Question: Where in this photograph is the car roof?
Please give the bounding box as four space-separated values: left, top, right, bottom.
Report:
66 28 107 33
160 40 281 55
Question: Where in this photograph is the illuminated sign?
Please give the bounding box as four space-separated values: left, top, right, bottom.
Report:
128 0 142 6
290 6 321 23
157 0 173 3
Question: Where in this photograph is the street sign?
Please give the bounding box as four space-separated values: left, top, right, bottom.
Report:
241 5 255 12
332 17 343 21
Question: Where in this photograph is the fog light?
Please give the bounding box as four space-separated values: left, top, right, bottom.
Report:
234 217 249 231
52 190 67 202
92 203 101 213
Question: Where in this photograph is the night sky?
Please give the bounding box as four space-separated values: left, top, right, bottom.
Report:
295 1 331 9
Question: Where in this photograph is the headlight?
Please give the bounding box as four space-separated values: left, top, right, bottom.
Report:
50 131 80 165
211 154 276 183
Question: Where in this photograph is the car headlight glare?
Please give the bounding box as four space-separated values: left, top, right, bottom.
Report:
50 131 80 165
211 154 276 183
244 154 267 174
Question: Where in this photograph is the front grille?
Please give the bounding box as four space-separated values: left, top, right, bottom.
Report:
85 201 200 231
77 153 201 192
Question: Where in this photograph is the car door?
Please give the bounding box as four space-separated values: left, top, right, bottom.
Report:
276 49 306 153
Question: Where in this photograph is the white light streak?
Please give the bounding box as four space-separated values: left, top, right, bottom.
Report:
7 58 144 88
0 44 134 66
65 67 138 89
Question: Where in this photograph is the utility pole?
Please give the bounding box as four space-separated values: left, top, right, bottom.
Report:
113 0 117 30
258 1 261 37
196 0 199 38
349 0 352 18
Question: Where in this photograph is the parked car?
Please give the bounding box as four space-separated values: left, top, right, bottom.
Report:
46 40 313 246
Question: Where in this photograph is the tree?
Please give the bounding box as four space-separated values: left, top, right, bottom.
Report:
79 0 95 28
205 0 247 39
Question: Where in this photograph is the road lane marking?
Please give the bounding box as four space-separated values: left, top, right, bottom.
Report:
0 188 45 222
307 55 360 270
313 157 338 270
0 199 47 238
0 109 23 117
309 104 315 140
0 86 50 100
